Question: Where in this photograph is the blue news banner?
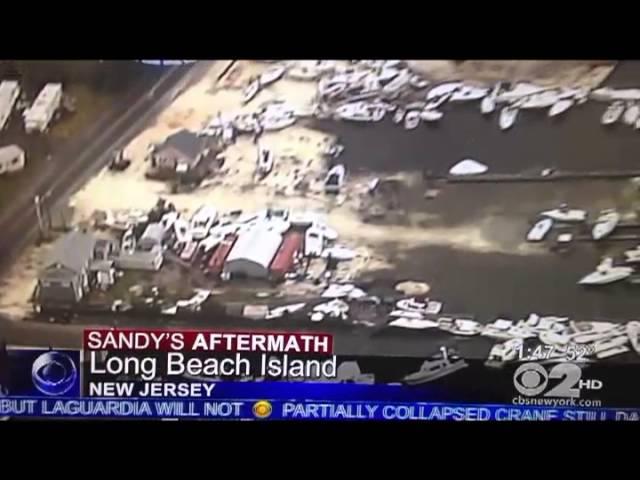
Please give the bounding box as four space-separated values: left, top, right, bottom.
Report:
2 348 640 421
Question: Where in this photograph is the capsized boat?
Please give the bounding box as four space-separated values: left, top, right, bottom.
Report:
526 218 554 242
402 350 467 384
592 209 620 240
243 78 261 104
449 159 488 176
499 104 519 130
404 111 420 129
420 108 443 122
623 102 640 125
540 206 587 223
601 101 625 125
548 98 574 117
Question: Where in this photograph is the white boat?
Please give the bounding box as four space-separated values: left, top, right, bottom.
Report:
260 114 296 131
480 83 501 114
481 318 515 340
601 101 625 125
265 302 306 320
485 339 523 367
259 66 286 87
449 159 488 176
578 260 633 285
404 111 420 129
592 209 620 240
593 335 629 358
256 147 274 178
387 318 439 330
392 107 406 124
438 318 483 336
426 82 462 100
242 78 261 104
499 104 519 130
409 75 429 90
335 102 385 122
324 164 346 193
506 325 537 339
624 247 640 263
539 330 571 346
420 108 443 122
497 82 547 103
635 116 640 130
526 218 554 242
623 103 640 125
321 246 356 261
382 69 411 94
592 87 640 102
540 207 587 223
596 345 629 359
319 80 347 98
626 321 640 353
377 67 400 83
519 90 562 110
449 85 489 102
548 98 574 117
424 92 452 110
190 206 219 240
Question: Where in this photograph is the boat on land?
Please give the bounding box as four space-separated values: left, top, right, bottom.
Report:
592 209 620 240
540 206 587 223
243 78 261 104
259 66 286 87
256 147 274 178
526 218 553 242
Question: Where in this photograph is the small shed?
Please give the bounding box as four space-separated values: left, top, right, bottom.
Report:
0 145 25 176
224 227 282 279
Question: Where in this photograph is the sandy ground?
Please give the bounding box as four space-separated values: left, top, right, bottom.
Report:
0 60 618 318
407 60 615 89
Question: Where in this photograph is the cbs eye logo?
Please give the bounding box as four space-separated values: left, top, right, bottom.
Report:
513 363 549 396
31 352 78 396
252 400 273 419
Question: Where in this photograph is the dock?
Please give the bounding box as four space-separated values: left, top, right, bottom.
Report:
444 170 640 184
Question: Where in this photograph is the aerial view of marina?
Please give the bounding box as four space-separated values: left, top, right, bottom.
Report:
2 59 640 378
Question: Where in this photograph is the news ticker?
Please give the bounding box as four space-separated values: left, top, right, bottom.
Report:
2 397 640 421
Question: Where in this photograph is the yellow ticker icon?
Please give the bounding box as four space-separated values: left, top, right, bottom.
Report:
252 400 273 419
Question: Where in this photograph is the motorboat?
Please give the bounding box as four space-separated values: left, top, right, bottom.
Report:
426 82 462 100
506 324 537 339
481 318 515 340
389 310 425 320
548 98 574 117
321 245 356 261
425 301 442 314
419 108 443 122
424 92 452 110
403 111 420 129
601 101 625 125
324 164 346 193
519 90 562 110
449 159 488 176
242 78 261 104
481 83 501 114
496 82 547 103
499 103 519 130
265 302 306 320
387 318 439 330
578 260 633 285
591 87 640 102
592 209 620 240
438 318 483 336
485 339 523 368
259 65 286 87
623 102 640 125
256 147 274 178
409 75 429 90
377 67 400 83
313 299 349 320
260 114 296 131
540 206 587 223
595 345 629 359
449 85 489 102
319 80 347 98
526 218 554 242
593 336 629 359
189 205 219 240
539 330 571 346
335 102 385 122
624 246 640 263
402 350 467 384
626 321 640 353
392 107 406 124
396 297 430 313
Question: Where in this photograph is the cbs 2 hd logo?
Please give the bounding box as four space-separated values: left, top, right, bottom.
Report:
513 362 603 398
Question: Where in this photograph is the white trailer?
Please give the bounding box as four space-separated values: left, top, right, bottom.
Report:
23 83 63 133
0 81 20 131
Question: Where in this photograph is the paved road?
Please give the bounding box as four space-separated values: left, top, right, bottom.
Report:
0 61 211 274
